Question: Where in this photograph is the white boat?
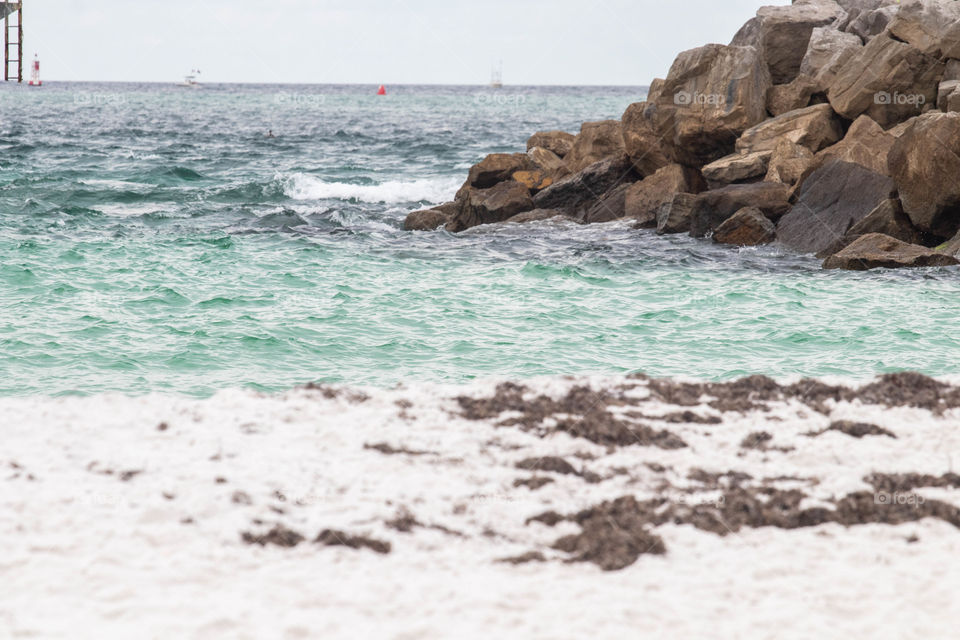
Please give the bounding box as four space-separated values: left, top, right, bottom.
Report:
179 69 201 87
490 61 503 89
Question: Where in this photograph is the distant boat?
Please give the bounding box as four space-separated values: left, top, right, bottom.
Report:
179 69 201 87
490 61 503 89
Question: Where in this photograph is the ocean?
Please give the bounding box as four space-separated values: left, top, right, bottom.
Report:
1 82 959 397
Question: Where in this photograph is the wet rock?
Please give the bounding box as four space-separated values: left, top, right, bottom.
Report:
713 207 777 246
777 160 897 254
827 34 943 128
690 182 791 238
404 205 455 231
822 233 960 270
648 43 772 167
505 208 570 224
623 164 705 226
889 112 960 238
447 181 535 232
582 183 630 224
620 101 672 177
564 120 626 173
532 154 637 214
526 130 576 158
656 193 698 235
731 1 845 84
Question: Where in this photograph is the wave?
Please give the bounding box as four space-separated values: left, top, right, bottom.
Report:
280 173 460 205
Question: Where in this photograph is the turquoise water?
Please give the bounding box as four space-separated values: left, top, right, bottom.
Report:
1 82 959 396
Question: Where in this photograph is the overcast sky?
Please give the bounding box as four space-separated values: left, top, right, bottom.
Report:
29 0 788 85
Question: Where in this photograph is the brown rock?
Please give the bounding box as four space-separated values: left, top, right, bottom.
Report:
446 181 535 232
764 139 814 186
526 130 576 158
532 154 637 215
512 170 552 194
506 209 570 224
623 164 705 226
815 199 922 258
766 75 819 117
527 146 570 180
656 193 698 235
731 1 845 84
823 233 960 270
938 230 960 257
403 206 454 231
827 34 944 128
564 120 626 173
620 102 672 177
888 112 960 238
777 159 897 254
811 114 895 177
843 4 900 42
582 183 631 224
463 153 535 190
649 44 772 167
888 0 960 59
736 104 844 156
937 80 960 112
702 151 771 187
690 182 792 237
799 26 863 90
713 207 777 246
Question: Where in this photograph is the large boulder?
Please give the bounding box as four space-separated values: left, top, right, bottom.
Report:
764 139 815 186
736 103 845 156
823 233 960 270
731 1 845 84
939 230 960 257
656 193 698 235
582 183 631 224
799 27 863 90
810 114 895 177
827 34 944 128
564 120 625 173
403 202 459 231
888 0 960 59
776 159 897 253
462 153 536 190
766 74 820 117
446 181 534 232
532 154 637 214
702 151 771 186
648 44 772 167
620 102 672 177
844 4 899 41
815 198 922 257
713 207 777 246
623 164 705 226
527 146 570 179
937 80 960 112
526 131 576 158
690 182 791 237
888 112 960 238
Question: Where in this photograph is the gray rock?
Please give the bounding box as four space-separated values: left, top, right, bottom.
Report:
532 154 637 214
777 159 897 253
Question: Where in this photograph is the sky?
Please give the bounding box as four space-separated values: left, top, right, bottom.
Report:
27 0 789 85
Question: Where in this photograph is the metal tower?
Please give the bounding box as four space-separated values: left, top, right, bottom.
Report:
2 2 22 83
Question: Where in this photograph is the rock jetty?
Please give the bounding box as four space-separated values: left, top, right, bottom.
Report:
405 0 960 271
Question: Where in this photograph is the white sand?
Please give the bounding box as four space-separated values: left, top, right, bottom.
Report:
3 376 959 639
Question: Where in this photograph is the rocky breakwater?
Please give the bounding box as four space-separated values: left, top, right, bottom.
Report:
405 0 960 271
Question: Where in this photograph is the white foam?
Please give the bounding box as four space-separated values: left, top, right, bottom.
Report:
281 173 460 205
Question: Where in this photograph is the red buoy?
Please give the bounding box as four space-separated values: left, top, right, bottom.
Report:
377 84 386 96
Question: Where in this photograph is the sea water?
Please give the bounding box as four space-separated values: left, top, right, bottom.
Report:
1 82 958 396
